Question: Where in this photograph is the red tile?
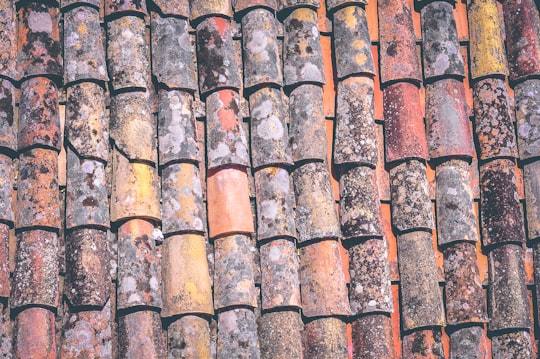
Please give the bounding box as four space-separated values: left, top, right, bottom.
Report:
321 36 336 118
372 46 383 120
15 308 56 359
365 0 379 42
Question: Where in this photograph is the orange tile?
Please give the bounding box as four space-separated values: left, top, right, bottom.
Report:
454 0 469 41
515 163 525 200
347 323 353 359
339 238 350 283
442 326 450 359
432 208 445 283
461 46 474 116
391 284 402 359
411 0 421 41
524 246 534 285
326 119 339 201
317 0 332 34
321 36 336 118
476 240 488 285
427 155 436 200
365 0 379 42
372 45 383 120
382 203 399 281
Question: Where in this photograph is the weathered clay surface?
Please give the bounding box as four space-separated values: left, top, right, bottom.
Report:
443 242 486 325
214 234 257 309
334 76 378 166
110 150 160 223
107 16 149 91
161 163 205 235
249 87 292 168
196 17 240 96
348 238 392 314
327 0 367 11
110 91 157 164
0 224 10 297
339 167 383 239
66 82 109 161
278 0 319 11
16 149 60 230
65 228 111 308
514 80 540 161
242 9 282 89
0 155 13 224
118 310 165 359
383 82 428 164
0 79 16 152
503 0 540 82
206 90 250 169
491 331 532 359
397 231 445 330
473 78 518 161
66 148 109 229
15 308 56 359
0 0 17 81
168 315 212 359
17 3 62 80
18 77 60 152
161 234 213 317
260 238 301 309
12 229 58 309
436 160 478 245
480 159 525 247
352 314 395 359
0 303 12 355
63 6 108 84
190 0 233 22
390 160 434 232
217 308 260 359
378 0 420 83
151 15 197 91
289 84 327 163
283 8 325 87
425 79 474 160
303 317 348 359
299 240 351 317
333 6 374 79
254 167 296 241
260 311 302 359
292 162 341 242
421 2 464 80
524 161 540 240
235 0 278 14
467 0 508 79
105 0 147 16
61 0 101 8
153 0 189 17
488 244 530 331
117 220 162 310
402 329 445 359
449 326 489 359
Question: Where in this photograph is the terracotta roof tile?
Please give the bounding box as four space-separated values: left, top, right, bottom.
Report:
152 0 189 18
524 161 540 241
105 0 147 17
259 310 302 359
515 80 540 161
278 0 319 12
321 35 335 118
234 0 278 14
449 326 489 359
0 224 10 298
0 1 16 81
491 331 533 358
0 155 14 226
327 0 367 13
365 0 378 41
14 307 56 359
60 0 101 9
190 0 233 23
303 317 348 358
402 328 445 359
167 315 212 358
216 308 259 358
351 314 395 359
0 79 16 154
334 76 378 167
118 310 165 359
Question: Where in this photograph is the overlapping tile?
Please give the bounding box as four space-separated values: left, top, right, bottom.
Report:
105 0 147 17
0 79 16 153
118 310 165 359
524 161 540 241
449 326 489 359
167 315 212 358
402 329 444 359
352 314 395 359
491 331 533 359
259 311 302 359
0 224 10 298
303 318 348 358
190 0 233 23
0 0 17 81
278 0 319 12
235 0 278 14
216 308 259 358
14 307 56 359
515 80 540 161
0 155 14 225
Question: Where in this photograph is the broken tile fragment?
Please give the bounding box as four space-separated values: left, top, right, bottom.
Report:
283 8 325 87
491 331 532 358
334 76 378 166
299 239 351 317
524 161 540 240
65 228 110 308
207 166 254 238
390 160 434 232
168 315 212 358
254 167 296 241
0 224 10 297
421 2 464 80
260 238 301 309
217 308 259 358
480 159 525 247
151 15 197 91
196 17 240 96
110 91 157 164
425 79 474 160
436 160 478 245
352 314 395 359
449 326 489 359
303 317 348 358
15 308 56 359
260 311 302 359
17 3 62 80
18 77 61 152
206 90 250 169
467 0 508 79
293 162 341 242
378 0 420 84
12 229 58 309
0 79 16 153
66 148 109 229
242 8 283 89
110 150 160 223
249 87 292 168
66 82 109 162
383 82 428 164
190 0 233 22
161 234 212 317
117 220 162 311
503 0 540 82
16 149 60 230
515 80 540 161
63 6 108 84
333 6 374 79
118 311 165 359
107 16 149 91
289 84 327 163
0 154 14 225
488 244 530 331
397 231 445 330
339 167 383 240
443 242 486 325
473 78 518 160
402 329 445 359
0 0 17 81
214 234 257 309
